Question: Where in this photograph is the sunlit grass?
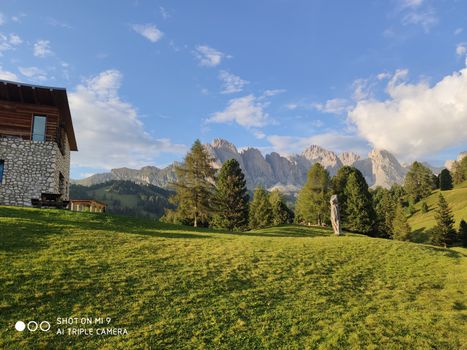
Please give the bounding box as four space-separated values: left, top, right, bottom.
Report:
0 206 466 349
408 181 467 242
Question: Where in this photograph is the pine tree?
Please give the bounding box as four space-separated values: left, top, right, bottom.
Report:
269 189 293 226
343 172 376 234
331 166 355 221
211 159 249 231
249 186 273 229
295 163 330 225
392 202 411 241
438 169 453 191
421 201 429 213
461 157 467 180
404 161 434 202
432 194 456 247
451 161 464 185
372 187 396 238
459 219 467 247
169 139 216 227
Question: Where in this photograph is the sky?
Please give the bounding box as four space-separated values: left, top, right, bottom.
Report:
1 0 467 179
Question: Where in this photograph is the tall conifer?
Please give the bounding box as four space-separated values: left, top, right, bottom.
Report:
432 194 456 247
212 159 249 231
295 163 330 225
249 186 273 229
170 140 216 227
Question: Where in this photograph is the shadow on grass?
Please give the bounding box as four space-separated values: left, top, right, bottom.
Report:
0 206 214 253
409 227 432 244
233 225 333 238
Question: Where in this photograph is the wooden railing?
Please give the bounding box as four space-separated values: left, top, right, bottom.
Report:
0 130 56 142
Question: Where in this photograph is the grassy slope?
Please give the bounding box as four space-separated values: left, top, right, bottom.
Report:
0 207 466 350
408 181 467 236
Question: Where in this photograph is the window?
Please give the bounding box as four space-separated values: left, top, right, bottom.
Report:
0 160 4 183
32 115 47 141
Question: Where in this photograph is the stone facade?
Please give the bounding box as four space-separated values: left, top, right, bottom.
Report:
0 135 70 206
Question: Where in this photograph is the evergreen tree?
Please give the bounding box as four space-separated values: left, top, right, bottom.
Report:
249 186 273 229
432 194 456 247
331 166 355 220
343 172 376 235
421 201 429 213
438 169 453 191
269 189 294 225
295 163 330 225
392 202 411 241
169 139 216 227
404 161 434 203
459 219 467 247
461 157 467 180
431 174 439 190
372 187 395 238
211 159 249 231
451 161 464 185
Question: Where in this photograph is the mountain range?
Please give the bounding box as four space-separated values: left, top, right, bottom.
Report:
74 138 450 192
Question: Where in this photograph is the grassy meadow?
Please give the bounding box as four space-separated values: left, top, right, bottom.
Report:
408 180 467 242
0 206 466 349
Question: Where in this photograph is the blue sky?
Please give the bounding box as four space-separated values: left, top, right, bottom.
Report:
1 0 467 178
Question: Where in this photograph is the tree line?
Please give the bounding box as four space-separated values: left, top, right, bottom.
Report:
162 140 467 247
161 140 293 230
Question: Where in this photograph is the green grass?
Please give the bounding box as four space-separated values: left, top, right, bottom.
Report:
408 181 467 241
1 207 466 349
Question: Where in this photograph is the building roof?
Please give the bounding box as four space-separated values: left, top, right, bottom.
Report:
0 79 78 151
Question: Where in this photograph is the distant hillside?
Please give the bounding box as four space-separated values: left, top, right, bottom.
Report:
70 180 174 218
408 180 467 242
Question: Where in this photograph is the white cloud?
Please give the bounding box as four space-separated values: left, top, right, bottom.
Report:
46 17 72 29
0 32 22 55
456 43 467 57
219 70 248 94
312 98 350 114
33 40 53 57
454 28 464 36
353 78 374 101
400 0 423 9
69 70 186 169
18 66 48 81
9 34 22 45
254 130 266 139
348 66 467 160
0 66 17 80
207 95 269 128
267 133 369 156
261 89 286 98
402 9 437 32
195 45 228 67
160 6 170 19
0 13 5 25
132 24 163 43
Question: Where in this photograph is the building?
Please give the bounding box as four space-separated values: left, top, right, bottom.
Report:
69 200 106 213
0 80 78 207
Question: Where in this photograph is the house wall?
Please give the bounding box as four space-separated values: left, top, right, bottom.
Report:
0 134 70 206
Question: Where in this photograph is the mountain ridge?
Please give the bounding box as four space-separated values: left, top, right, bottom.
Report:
73 138 447 191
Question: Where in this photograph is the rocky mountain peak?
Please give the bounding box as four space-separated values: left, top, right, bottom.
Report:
339 152 360 166
74 139 417 191
211 138 238 153
367 148 406 188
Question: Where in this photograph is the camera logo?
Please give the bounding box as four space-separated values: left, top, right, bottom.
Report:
15 320 51 332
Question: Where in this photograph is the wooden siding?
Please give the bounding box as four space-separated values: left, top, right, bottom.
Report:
0 100 61 142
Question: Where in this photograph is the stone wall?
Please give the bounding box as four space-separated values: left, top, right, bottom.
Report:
0 136 70 206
